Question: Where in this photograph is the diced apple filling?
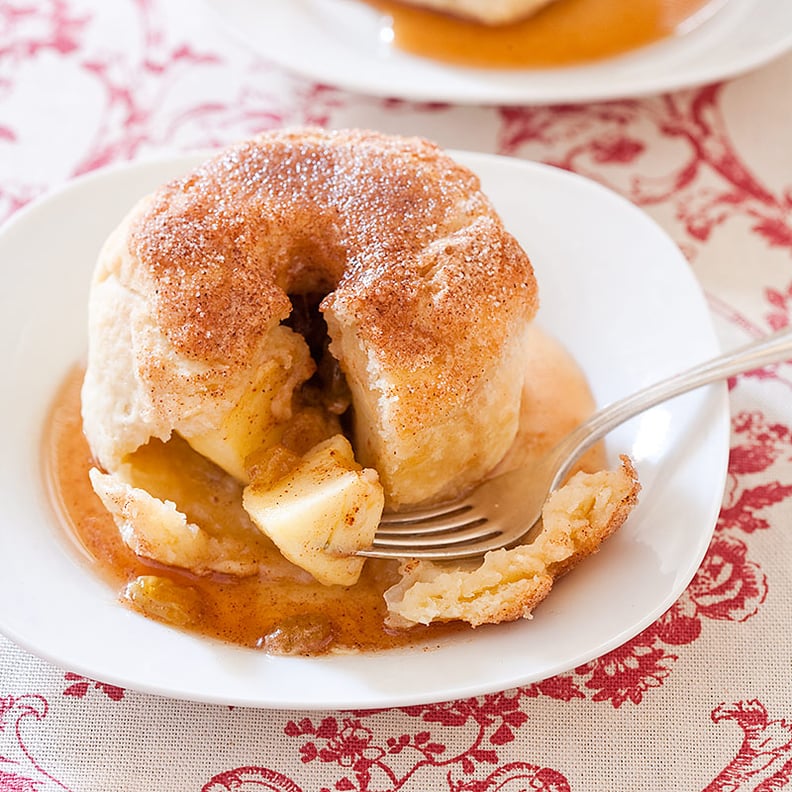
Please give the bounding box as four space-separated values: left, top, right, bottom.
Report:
183 325 315 483
95 317 384 587
243 435 384 586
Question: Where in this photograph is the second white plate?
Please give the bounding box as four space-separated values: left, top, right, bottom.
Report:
0 149 728 709
204 0 792 105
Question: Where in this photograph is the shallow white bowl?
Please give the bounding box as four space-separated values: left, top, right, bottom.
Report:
0 151 728 709
205 0 792 104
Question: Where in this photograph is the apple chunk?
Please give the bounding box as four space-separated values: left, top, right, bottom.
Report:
242 435 384 586
184 325 315 483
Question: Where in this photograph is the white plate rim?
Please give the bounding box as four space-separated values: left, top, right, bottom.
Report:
0 149 729 709
203 0 792 105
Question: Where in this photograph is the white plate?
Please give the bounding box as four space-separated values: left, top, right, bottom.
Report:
0 151 728 709
204 0 792 105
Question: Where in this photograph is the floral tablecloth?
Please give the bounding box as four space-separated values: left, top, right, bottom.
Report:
3 2 792 790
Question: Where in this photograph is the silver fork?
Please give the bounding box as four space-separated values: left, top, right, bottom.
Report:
358 327 792 561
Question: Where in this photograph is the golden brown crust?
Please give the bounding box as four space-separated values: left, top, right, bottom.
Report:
82 128 538 504
384 456 641 628
128 128 536 377
546 455 639 579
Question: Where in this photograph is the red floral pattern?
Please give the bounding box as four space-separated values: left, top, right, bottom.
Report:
705 701 792 791
245 709 572 792
498 87 792 263
0 695 72 791
2 0 792 789
766 284 792 331
202 767 303 792
61 673 124 702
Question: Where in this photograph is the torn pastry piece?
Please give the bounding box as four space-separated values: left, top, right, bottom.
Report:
89 468 262 578
395 0 558 25
86 428 314 580
384 457 640 629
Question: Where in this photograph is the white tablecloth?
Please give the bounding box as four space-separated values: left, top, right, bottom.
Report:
2 2 792 789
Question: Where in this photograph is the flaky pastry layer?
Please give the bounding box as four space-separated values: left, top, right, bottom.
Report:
384 457 640 628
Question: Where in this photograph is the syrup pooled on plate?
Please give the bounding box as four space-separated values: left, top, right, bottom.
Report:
44 327 602 655
365 0 723 68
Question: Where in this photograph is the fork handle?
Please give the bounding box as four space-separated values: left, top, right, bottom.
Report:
547 326 792 490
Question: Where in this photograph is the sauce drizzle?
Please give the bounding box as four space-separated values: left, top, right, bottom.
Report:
43 327 602 655
364 0 723 68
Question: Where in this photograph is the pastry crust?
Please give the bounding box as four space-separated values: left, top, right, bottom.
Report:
82 128 538 509
384 457 640 628
398 0 558 25
77 128 641 632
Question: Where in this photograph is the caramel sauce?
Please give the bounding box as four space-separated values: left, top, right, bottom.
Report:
43 326 601 655
365 0 721 68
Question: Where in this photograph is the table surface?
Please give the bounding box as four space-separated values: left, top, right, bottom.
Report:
2 2 792 790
